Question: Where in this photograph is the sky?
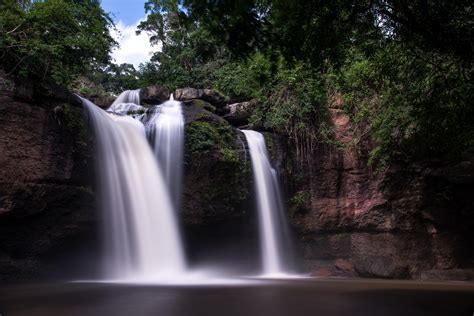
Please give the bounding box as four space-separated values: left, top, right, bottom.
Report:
101 0 160 68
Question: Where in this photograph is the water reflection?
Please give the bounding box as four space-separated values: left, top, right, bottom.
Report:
1 279 473 316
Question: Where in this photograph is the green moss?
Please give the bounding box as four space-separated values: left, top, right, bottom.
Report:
52 103 88 151
185 121 218 155
218 147 239 163
289 190 311 215
192 99 216 113
184 118 252 213
185 119 240 163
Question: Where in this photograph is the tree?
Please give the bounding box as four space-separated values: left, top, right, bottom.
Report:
137 0 473 165
0 0 117 87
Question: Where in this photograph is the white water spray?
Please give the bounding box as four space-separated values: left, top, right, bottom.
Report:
110 89 140 107
80 95 186 281
242 130 292 276
145 94 184 207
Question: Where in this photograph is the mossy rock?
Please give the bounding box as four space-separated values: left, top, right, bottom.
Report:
183 103 252 225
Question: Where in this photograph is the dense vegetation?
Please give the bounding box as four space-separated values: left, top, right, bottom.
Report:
1 0 472 168
0 0 116 87
135 0 473 167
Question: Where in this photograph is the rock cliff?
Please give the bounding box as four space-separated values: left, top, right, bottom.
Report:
0 77 96 280
0 80 472 280
272 105 474 279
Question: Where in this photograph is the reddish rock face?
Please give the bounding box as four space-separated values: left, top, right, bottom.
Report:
274 105 474 280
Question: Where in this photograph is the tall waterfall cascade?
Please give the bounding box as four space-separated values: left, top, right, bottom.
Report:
80 91 186 281
80 88 298 282
145 94 184 208
242 130 293 276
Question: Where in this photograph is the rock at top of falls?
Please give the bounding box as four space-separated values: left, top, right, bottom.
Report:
242 130 294 276
79 95 186 280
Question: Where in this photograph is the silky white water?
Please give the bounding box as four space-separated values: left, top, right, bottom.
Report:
145 94 184 208
110 89 140 108
242 130 291 276
80 95 186 280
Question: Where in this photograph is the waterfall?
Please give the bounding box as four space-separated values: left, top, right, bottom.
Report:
80 95 186 281
242 130 292 276
110 89 140 107
144 94 184 208
108 89 144 116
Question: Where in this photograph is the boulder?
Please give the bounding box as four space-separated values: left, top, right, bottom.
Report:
91 95 115 109
334 258 354 273
181 99 252 226
175 88 226 108
175 87 201 100
201 89 226 108
224 100 257 126
140 85 170 104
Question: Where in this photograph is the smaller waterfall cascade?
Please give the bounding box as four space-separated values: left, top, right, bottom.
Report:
242 130 292 276
80 94 186 281
108 89 144 116
145 94 184 208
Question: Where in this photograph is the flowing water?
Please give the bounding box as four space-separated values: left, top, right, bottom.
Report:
108 89 145 116
242 130 293 276
145 94 184 208
80 95 186 281
110 89 140 109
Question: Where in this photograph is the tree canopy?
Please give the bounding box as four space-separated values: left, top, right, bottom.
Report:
0 0 117 86
1 0 472 167
136 0 473 166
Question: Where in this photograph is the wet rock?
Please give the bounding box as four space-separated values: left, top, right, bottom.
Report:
91 95 115 109
0 87 95 280
224 100 257 127
310 267 333 277
140 85 170 104
354 255 410 279
181 99 252 226
271 103 474 280
334 258 354 273
420 269 474 281
175 88 227 108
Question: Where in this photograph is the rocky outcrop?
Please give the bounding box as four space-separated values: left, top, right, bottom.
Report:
224 99 257 127
175 88 228 115
90 95 115 109
181 99 252 226
1 76 472 281
272 105 474 280
0 82 96 280
140 85 170 104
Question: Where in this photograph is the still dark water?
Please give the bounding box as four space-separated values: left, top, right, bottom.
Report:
1 278 473 316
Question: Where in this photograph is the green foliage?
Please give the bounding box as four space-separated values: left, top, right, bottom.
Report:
213 53 271 99
53 102 89 150
137 3 230 90
185 121 217 155
96 63 141 94
0 0 116 87
289 190 311 215
185 120 239 163
338 45 473 167
250 62 330 161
